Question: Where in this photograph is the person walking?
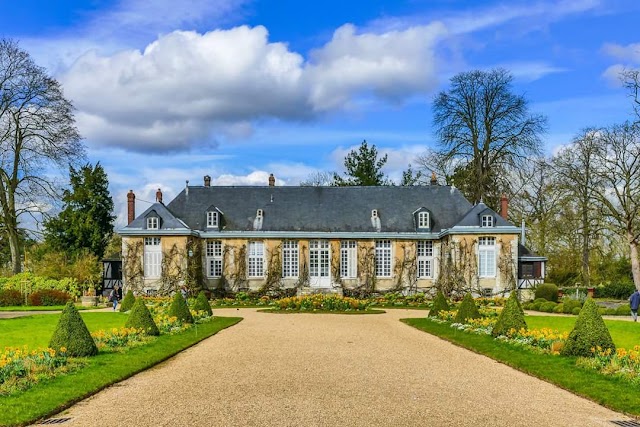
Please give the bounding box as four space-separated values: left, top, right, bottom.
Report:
629 289 640 322
110 285 120 311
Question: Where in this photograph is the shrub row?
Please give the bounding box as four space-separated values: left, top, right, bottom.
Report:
559 282 637 300
0 272 81 297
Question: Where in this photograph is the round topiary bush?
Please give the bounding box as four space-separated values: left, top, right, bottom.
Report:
615 305 631 316
562 299 582 314
192 291 213 316
119 290 135 312
553 303 564 313
540 301 557 313
533 298 548 304
49 301 98 357
571 307 581 315
428 291 450 318
561 298 615 357
534 283 559 303
125 299 159 336
454 293 481 323
530 302 542 311
492 292 527 337
169 292 194 324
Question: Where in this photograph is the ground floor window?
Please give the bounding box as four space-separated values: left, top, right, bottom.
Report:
340 241 357 278
417 241 433 278
375 240 392 277
248 241 264 277
143 237 162 278
206 240 223 278
282 240 299 278
478 237 496 277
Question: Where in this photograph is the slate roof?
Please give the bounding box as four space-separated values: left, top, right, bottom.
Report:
453 202 512 227
127 203 190 230
518 243 547 260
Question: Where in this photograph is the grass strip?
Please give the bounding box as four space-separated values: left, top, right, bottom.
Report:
0 316 242 427
0 305 95 311
402 318 640 417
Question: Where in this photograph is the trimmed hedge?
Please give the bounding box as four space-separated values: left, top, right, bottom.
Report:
49 301 98 357
169 292 194 323
428 291 449 318
0 289 23 306
534 283 559 303
192 291 213 316
125 299 159 336
539 301 557 312
561 298 615 357
119 290 135 312
561 298 583 314
28 289 72 306
492 292 527 337
454 293 481 323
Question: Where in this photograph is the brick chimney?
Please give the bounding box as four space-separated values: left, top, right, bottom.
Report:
127 190 135 225
268 173 275 187
156 188 163 204
430 171 438 185
204 175 211 187
500 194 508 220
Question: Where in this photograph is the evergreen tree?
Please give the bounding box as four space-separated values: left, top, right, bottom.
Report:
428 291 450 318
125 299 160 336
192 291 213 316
454 293 481 323
561 298 615 357
49 301 98 357
492 292 527 337
119 290 135 312
44 163 115 260
333 140 389 186
169 292 194 323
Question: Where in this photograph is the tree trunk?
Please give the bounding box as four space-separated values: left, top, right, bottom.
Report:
628 232 640 292
7 226 21 274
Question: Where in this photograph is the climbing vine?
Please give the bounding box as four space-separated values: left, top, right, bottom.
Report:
158 244 186 296
497 238 517 294
123 240 144 294
392 242 418 294
435 238 478 298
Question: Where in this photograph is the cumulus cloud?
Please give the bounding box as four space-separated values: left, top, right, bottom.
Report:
601 42 640 85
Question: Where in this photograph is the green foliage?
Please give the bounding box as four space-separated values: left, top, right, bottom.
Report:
561 298 615 357
454 293 481 323
600 281 637 299
492 292 527 337
0 289 23 306
616 305 631 316
428 291 449 317
535 283 559 302
539 301 557 312
553 304 564 313
168 292 194 323
561 298 583 314
43 163 115 260
49 302 98 357
119 290 135 312
400 164 423 186
192 291 213 316
0 272 81 297
332 140 389 186
27 289 71 306
125 299 159 336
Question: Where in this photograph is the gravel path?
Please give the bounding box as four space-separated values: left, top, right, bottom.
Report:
51 308 633 427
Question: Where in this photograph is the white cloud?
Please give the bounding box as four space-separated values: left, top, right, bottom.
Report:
601 43 640 85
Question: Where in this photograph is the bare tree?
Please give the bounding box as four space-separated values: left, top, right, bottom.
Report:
621 69 640 121
300 171 335 187
592 122 640 291
0 39 84 273
552 129 607 287
427 68 547 208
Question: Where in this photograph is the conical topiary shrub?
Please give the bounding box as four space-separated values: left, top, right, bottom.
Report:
119 290 135 312
49 301 98 357
192 291 213 316
428 291 450 318
169 292 194 323
492 292 527 337
561 298 615 357
125 298 159 336
454 293 481 323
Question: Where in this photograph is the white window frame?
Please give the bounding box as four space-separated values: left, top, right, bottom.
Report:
417 241 433 278
481 215 493 227
248 241 264 277
340 241 357 278
207 211 219 228
418 212 429 228
282 240 299 278
478 237 496 278
143 237 162 278
146 217 158 230
375 240 392 277
206 240 223 278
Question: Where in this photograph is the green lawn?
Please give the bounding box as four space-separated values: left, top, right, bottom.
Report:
0 312 128 349
0 305 95 311
525 315 640 349
403 318 640 416
0 316 242 427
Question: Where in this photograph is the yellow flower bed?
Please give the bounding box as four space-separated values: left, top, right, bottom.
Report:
0 346 76 395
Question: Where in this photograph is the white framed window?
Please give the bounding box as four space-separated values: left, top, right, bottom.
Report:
417 241 433 278
282 240 299 278
206 240 223 277
375 240 392 277
143 237 162 278
340 241 357 278
418 212 430 228
481 215 493 227
207 211 219 228
256 209 263 218
146 217 158 230
478 237 496 277
248 241 264 277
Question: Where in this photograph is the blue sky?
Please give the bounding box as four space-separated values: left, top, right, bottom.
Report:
4 0 640 226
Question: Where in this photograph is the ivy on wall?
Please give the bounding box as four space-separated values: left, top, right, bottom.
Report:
123 240 143 294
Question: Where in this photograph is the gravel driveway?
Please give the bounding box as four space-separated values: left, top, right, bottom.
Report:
51 308 633 427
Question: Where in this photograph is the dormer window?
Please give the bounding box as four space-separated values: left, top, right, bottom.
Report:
207 211 219 228
147 217 158 230
418 212 430 228
256 209 263 218
371 209 378 218
481 215 494 227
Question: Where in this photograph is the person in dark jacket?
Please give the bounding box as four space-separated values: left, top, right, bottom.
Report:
629 290 640 322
